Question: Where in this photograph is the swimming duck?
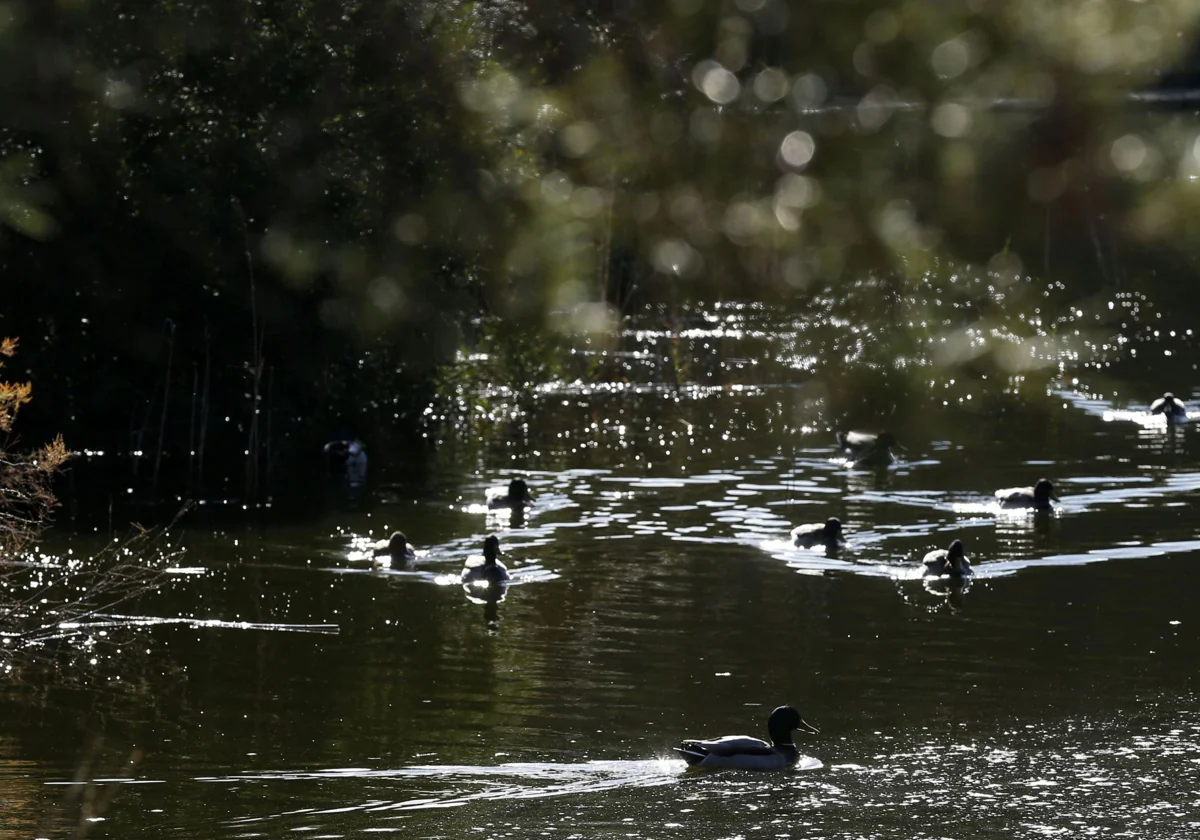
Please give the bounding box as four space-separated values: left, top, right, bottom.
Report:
836 430 899 467
371 531 416 566
486 478 534 510
323 440 352 475
1150 392 1188 423
922 539 972 578
790 517 845 550
325 438 368 478
461 535 510 585
676 705 820 771
995 478 1058 511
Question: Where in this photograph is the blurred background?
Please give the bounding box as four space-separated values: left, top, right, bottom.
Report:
2 0 1200 513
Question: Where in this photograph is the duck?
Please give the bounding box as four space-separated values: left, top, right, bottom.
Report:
1150 392 1188 423
343 439 368 487
675 705 819 771
323 439 352 475
371 531 416 566
922 539 972 578
486 478 534 510
836 430 899 468
461 535 510 585
995 478 1058 511
790 517 845 550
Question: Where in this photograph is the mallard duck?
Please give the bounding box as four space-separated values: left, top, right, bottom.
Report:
1150 392 1188 423
676 705 819 771
486 478 534 510
791 517 845 550
836 430 898 467
461 535 510 585
371 531 416 565
323 440 351 475
922 539 971 578
995 478 1058 511
344 440 368 487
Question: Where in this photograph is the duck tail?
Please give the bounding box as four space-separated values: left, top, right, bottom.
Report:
674 742 708 765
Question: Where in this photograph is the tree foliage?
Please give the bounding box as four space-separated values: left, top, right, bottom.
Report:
1 0 1198 505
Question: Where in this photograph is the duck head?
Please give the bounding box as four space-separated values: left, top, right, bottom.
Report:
1033 478 1058 504
876 432 898 449
509 478 534 505
388 531 410 557
824 517 843 539
483 534 502 565
946 539 967 570
767 705 820 744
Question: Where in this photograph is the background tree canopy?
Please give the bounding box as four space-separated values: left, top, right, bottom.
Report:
2 0 1199 510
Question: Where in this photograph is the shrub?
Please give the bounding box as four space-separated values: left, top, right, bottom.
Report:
0 337 69 554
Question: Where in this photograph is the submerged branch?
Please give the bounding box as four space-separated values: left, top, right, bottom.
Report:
0 506 190 668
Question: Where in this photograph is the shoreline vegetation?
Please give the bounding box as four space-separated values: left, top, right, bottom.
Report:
0 337 68 552
1 337 183 672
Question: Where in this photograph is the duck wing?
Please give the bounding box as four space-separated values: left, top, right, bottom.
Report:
462 561 510 585
679 735 774 757
838 431 877 451
1150 396 1187 418
838 432 896 467
922 550 948 575
790 523 824 545
792 525 842 551
994 486 1032 505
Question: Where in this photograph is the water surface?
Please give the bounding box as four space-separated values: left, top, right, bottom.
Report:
7 303 1200 839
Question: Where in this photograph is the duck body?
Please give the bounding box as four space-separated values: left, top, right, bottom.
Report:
344 441 368 487
675 705 818 771
836 431 898 468
486 478 534 510
1150 392 1188 422
922 539 972 578
791 517 845 550
325 439 368 484
461 535 511 585
323 440 351 475
677 736 798 771
371 531 416 565
995 478 1058 511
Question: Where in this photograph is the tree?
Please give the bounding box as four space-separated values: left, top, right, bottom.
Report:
0 337 68 553
1 0 1199 510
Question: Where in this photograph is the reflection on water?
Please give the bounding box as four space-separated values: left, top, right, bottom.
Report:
7 304 1200 838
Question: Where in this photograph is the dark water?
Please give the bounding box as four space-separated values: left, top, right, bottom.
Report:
7 300 1200 839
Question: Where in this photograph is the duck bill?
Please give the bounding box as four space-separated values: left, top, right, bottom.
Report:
798 718 820 734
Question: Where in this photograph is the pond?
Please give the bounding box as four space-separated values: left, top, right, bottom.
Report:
5 298 1200 839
